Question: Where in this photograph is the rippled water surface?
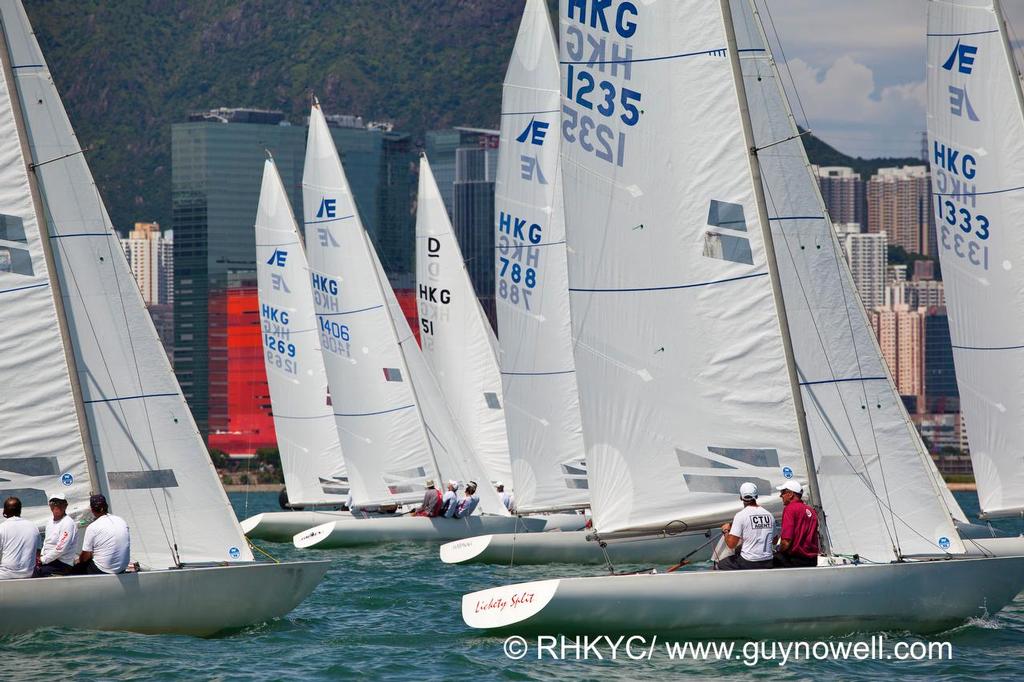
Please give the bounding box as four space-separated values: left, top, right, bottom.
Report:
2 491 1023 680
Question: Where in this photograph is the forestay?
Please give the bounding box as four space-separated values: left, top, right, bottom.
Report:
415 156 512 487
373 246 509 516
559 0 806 535
927 0 1024 518
255 157 348 506
1 0 252 568
303 104 437 507
732 0 964 559
495 0 590 513
0 21 92 525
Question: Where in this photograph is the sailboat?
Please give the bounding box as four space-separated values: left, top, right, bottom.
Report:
292 103 581 548
238 155 354 543
926 0 1024 537
461 0 1024 635
414 156 513 488
441 0 717 566
0 0 326 635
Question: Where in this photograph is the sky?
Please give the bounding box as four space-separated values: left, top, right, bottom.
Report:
768 0 1024 158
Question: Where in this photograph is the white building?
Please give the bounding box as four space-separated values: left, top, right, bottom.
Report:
835 223 886 310
121 222 172 306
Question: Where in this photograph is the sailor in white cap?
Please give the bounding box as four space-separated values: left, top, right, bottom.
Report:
36 492 77 577
717 481 775 571
773 480 819 568
495 482 513 511
413 479 443 517
441 480 461 518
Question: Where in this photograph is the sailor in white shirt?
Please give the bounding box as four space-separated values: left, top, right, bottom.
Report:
0 496 40 580
454 481 480 519
73 494 130 575
717 482 775 571
441 480 461 519
37 492 78 577
496 482 513 512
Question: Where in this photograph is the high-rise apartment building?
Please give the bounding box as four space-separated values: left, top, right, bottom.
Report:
867 166 933 256
835 225 886 309
890 279 945 309
172 108 415 434
923 306 959 414
871 304 924 404
121 221 173 305
815 166 865 226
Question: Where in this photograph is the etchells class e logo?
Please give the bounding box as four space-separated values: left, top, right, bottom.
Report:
61 473 74 487
316 197 337 219
229 546 241 559
782 466 794 479
942 39 978 75
938 536 951 551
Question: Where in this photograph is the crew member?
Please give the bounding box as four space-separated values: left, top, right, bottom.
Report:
454 481 480 519
496 482 513 512
37 493 77 577
717 482 775 570
441 480 461 518
413 479 443 517
73 494 130 575
773 481 819 568
0 496 39 580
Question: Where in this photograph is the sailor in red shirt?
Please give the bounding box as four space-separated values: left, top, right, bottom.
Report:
773 481 819 568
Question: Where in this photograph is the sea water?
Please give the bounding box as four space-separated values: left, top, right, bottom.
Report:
2 491 1022 680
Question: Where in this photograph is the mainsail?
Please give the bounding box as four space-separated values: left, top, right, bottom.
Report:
927 0 1024 518
732 0 964 559
495 0 590 513
559 0 808 535
303 103 437 506
255 156 348 506
0 0 252 568
415 156 513 486
0 15 92 524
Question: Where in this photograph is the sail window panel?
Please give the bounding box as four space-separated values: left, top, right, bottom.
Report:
702 232 753 265
107 469 179 490
0 487 47 507
483 392 501 409
706 446 781 468
707 200 748 232
0 214 27 242
0 456 60 477
675 448 735 469
383 367 403 382
0 244 33 276
683 474 772 496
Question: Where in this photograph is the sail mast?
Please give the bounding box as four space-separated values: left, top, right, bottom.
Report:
0 20 100 495
720 0 829 550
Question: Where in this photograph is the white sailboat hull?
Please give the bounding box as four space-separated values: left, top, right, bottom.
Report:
0 561 329 636
463 556 1024 637
241 511 356 543
294 513 586 549
440 530 715 566
964 535 1024 557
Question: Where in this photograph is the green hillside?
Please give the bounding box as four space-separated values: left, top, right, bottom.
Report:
25 0 919 233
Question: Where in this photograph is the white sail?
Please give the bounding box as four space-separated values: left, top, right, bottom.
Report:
255 157 348 506
374 246 509 516
559 0 807 535
927 0 1024 518
0 0 252 568
731 0 964 559
415 156 513 487
0 26 92 525
303 103 437 507
495 0 590 513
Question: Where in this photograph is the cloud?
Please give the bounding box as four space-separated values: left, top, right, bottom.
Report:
782 56 926 158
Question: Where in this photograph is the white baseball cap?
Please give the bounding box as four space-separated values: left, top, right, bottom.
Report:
495 481 504 488
775 481 804 495
449 480 460 490
739 482 759 500
48 492 67 503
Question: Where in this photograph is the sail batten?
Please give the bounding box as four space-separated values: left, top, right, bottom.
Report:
927 0 1024 517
